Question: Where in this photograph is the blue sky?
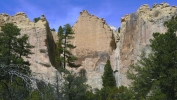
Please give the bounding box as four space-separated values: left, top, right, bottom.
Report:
0 0 177 30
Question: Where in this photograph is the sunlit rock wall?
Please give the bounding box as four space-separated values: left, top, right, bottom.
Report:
116 3 177 86
71 10 114 89
0 12 58 83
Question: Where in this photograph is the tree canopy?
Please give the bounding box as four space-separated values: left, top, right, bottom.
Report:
127 16 177 100
33 17 40 23
56 24 79 69
102 60 116 88
0 23 34 99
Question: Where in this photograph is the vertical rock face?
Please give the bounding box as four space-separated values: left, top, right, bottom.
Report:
116 3 177 86
0 12 58 83
71 10 114 89
1 2 176 89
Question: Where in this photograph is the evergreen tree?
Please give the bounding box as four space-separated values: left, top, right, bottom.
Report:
94 86 133 100
26 80 55 100
0 23 34 67
0 23 34 99
56 24 78 69
102 60 116 88
56 26 64 69
61 69 91 100
98 60 132 100
127 16 177 100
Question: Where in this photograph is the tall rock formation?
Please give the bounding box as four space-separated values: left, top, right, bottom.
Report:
71 10 115 89
1 2 176 89
0 12 58 83
116 3 177 86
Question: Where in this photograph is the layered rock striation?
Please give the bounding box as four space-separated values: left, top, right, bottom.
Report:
0 12 58 83
71 10 114 89
116 3 177 86
0 2 176 89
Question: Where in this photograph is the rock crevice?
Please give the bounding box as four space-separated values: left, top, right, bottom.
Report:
117 3 177 86
71 10 114 89
0 12 58 83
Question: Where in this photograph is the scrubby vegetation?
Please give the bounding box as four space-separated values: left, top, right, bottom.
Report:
110 34 117 51
0 16 177 100
33 17 40 23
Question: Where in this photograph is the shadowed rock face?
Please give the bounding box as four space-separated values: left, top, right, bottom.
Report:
0 2 176 89
0 12 58 83
116 3 177 86
71 10 114 89
70 3 177 88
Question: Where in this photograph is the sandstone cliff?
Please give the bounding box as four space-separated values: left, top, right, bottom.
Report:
116 3 177 86
1 2 176 89
0 12 58 83
71 10 115 89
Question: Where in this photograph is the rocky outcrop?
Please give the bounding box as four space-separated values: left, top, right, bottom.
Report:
0 12 58 83
71 10 114 89
116 3 177 86
1 2 176 89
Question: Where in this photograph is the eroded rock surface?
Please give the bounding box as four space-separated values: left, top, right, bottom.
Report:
0 12 58 83
71 10 114 89
116 3 177 86
1 2 176 89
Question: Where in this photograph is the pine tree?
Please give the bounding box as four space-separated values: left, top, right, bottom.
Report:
61 69 90 100
0 23 34 67
102 60 116 88
56 26 64 69
127 16 177 100
56 24 79 69
0 23 34 99
26 81 55 100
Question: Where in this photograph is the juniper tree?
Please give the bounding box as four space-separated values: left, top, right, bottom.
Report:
102 60 116 88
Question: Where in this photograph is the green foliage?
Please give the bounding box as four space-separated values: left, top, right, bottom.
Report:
118 27 121 33
164 16 177 33
79 68 87 77
26 81 55 100
102 60 116 88
0 23 34 99
61 69 91 100
110 34 116 51
50 28 56 31
56 24 79 69
0 23 34 67
127 16 177 100
34 17 40 23
55 67 133 100
94 86 133 100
